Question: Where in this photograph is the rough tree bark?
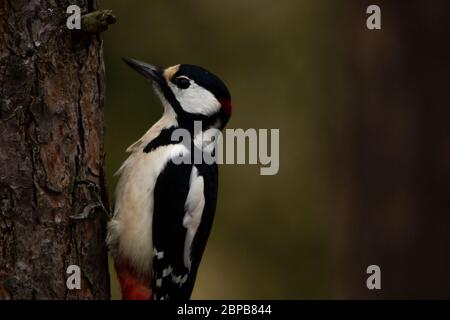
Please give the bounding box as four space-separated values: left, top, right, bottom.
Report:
0 0 112 299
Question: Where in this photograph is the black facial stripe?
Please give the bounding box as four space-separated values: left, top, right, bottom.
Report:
157 81 229 131
158 64 231 130
143 127 176 153
158 80 185 115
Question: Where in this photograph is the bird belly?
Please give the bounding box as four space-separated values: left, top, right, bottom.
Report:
107 144 190 277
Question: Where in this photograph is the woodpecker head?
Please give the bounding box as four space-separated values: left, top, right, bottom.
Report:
123 58 232 130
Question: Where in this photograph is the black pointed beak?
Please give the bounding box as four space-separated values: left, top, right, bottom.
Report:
122 57 165 86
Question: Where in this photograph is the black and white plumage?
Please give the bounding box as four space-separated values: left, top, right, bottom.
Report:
107 59 231 300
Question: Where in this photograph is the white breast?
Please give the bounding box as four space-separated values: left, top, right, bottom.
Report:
106 108 183 276
107 143 189 276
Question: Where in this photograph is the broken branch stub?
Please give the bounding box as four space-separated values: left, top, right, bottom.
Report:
81 10 117 33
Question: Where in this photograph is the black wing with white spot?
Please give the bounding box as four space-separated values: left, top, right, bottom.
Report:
151 160 218 300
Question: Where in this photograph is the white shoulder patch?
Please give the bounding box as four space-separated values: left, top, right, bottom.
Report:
182 166 205 270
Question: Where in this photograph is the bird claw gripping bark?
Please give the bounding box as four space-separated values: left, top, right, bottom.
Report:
70 180 111 220
70 202 105 220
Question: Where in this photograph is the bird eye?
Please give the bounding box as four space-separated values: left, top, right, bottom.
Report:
175 77 190 89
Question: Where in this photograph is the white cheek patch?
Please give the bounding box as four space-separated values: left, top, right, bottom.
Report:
168 81 221 116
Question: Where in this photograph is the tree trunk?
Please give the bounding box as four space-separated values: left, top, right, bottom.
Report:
0 0 110 299
331 0 450 298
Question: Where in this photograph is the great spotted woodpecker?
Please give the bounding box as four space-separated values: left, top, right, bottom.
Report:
107 58 232 300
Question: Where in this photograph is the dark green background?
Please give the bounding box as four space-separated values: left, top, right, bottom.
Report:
99 0 336 299
98 0 450 299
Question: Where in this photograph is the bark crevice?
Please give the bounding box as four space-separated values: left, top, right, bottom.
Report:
0 0 110 299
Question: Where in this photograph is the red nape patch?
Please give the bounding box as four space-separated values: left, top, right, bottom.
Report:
219 98 232 116
116 263 152 300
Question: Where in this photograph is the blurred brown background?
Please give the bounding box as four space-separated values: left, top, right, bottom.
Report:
98 0 450 299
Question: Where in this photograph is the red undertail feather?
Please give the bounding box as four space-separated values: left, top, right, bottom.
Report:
116 262 152 300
